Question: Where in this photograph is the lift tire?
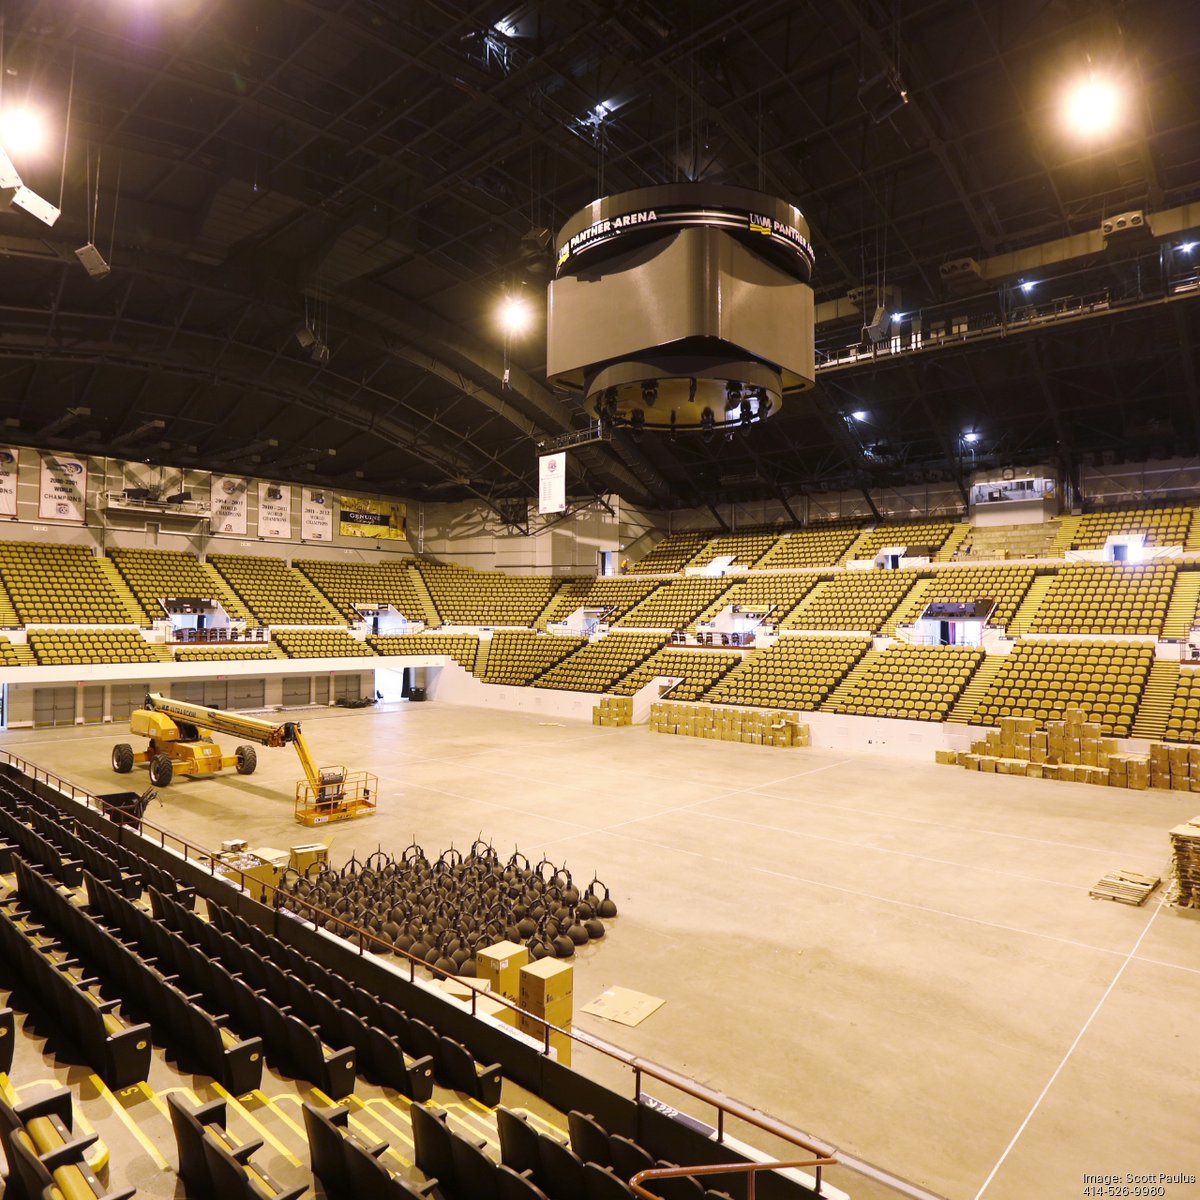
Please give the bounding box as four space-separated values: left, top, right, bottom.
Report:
111 743 135 774
235 745 258 775
148 754 174 788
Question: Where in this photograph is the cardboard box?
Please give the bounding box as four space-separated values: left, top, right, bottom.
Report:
289 842 329 875
476 940 529 1000
519 958 573 1008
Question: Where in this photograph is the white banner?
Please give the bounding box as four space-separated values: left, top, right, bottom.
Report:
38 453 87 522
301 488 333 541
539 452 566 514
257 481 292 539
210 475 248 535
0 447 18 517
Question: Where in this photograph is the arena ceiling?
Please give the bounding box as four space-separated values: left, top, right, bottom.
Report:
1 0 1199 516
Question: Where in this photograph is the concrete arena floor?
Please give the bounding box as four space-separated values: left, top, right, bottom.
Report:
3 702 1199 1200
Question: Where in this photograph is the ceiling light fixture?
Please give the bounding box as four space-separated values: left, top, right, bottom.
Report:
498 293 533 338
1061 73 1125 140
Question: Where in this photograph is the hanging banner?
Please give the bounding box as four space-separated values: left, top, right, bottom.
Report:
257 481 292 539
38 453 87 522
301 488 334 541
539 452 566 514
338 496 406 540
0 447 18 517
210 475 248 535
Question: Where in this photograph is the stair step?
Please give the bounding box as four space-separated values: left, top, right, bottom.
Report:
935 525 970 561
199 564 258 627
1162 570 1200 638
1047 514 1082 557
947 655 1005 724
1006 574 1053 635
884 578 935 635
821 650 884 708
408 565 443 628
1131 661 1181 741
96 559 154 626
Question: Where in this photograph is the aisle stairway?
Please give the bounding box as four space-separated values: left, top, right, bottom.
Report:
935 525 970 561
883 578 935 635
96 559 153 625
0 578 19 628
1162 569 1200 638
946 655 1004 724
408 564 443 627
838 529 875 563
1047 514 1082 556
1005 575 1053 635
473 636 491 677
198 563 258 627
820 650 884 709
953 520 1062 561
1131 660 1180 741
8 641 35 665
1188 519 1200 552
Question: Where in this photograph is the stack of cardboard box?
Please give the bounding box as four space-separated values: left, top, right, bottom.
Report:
649 701 810 748
1169 816 1200 907
518 958 573 1065
475 940 528 1028
593 696 634 726
937 710 1199 790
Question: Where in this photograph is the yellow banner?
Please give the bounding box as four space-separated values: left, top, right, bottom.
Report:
339 496 406 540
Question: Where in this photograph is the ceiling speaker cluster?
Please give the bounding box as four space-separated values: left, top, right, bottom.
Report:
546 184 816 433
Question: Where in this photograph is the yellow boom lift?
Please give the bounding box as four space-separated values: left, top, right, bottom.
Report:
111 692 377 826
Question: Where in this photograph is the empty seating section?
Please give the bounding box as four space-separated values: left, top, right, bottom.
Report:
209 554 345 625
368 633 478 669
0 542 130 623
175 644 277 661
294 557 427 621
611 648 742 700
703 572 821 626
975 640 1153 735
826 645 984 721
534 632 669 691
629 531 710 574
688 527 783 569
756 522 862 569
894 565 1038 627
1029 563 1176 634
849 521 959 560
783 571 918 633
538 576 660 626
479 631 587 685
704 636 870 710
1070 505 1193 549
109 546 252 624
0 636 25 665
273 629 375 658
1165 669 1200 742
615 577 735 629
418 562 562 626
29 628 166 665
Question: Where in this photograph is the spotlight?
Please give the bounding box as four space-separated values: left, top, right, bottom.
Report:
1020 280 1036 293
1061 74 1125 140
311 342 330 365
630 409 645 438
740 398 753 427
700 407 715 441
498 293 533 337
962 430 979 444
1179 243 1197 254
295 326 317 350
850 410 868 422
0 106 47 159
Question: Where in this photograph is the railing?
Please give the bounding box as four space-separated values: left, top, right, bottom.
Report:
632 1158 835 1199
0 745 948 1200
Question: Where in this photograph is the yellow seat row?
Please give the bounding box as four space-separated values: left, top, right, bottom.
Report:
704 636 870 710
366 633 479 670
615 578 736 629
825 645 984 721
610 647 742 700
533 632 669 692
273 629 375 658
479 630 587 685
783 571 917 633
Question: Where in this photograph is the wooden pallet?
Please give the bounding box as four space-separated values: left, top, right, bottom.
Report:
1089 869 1161 906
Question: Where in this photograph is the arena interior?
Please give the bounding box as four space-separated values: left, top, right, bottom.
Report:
0 3 1199 1200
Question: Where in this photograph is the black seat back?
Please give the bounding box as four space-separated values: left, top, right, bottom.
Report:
583 1161 636 1200
569 1111 612 1167
497 1107 540 1178
538 1135 585 1199
410 1102 456 1186
450 1129 500 1200
302 1101 351 1195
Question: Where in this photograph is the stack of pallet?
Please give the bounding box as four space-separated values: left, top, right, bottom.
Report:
593 696 634 726
1169 817 1200 908
650 701 810 748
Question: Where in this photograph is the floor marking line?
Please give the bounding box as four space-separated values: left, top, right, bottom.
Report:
253 1090 308 1139
88 1073 169 1170
137 1080 170 1118
360 1098 417 1150
273 1093 410 1168
972 894 1168 1200
210 1081 302 1167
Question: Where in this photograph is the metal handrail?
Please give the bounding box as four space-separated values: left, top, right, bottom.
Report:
0 746 846 1192
631 1158 835 1199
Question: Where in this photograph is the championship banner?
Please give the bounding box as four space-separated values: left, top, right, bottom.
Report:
539 452 566 514
0 447 18 517
210 475 248 535
301 488 333 541
338 496 406 540
38 453 87 522
257 481 292 539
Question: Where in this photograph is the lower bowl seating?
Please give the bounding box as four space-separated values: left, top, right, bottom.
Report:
610 647 742 700
1029 562 1176 635
479 630 587 685
533 633 669 692
1164 668 1200 742
975 640 1154 736
367 633 479 670
703 635 870 710
273 629 376 658
824 644 984 721
29 628 164 665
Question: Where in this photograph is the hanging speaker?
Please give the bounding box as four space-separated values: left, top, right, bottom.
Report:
863 303 888 343
75 242 112 279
